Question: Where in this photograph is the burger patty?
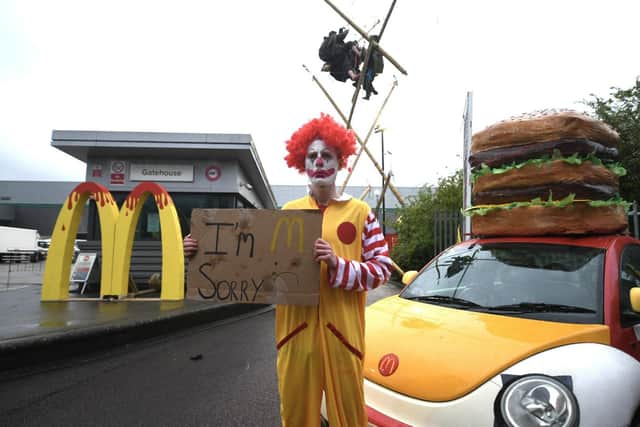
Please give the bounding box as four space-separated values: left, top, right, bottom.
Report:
469 138 618 169
472 182 618 205
473 160 619 193
471 203 627 236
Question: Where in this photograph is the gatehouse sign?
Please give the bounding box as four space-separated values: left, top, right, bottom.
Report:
187 209 322 305
130 164 194 182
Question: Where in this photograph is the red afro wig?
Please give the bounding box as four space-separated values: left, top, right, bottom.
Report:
284 113 357 173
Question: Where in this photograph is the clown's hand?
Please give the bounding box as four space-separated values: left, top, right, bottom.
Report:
313 238 338 271
183 234 198 258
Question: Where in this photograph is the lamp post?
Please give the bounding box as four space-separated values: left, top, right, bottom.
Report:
374 125 386 235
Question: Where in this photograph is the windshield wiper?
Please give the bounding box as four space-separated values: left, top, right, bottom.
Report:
406 295 483 308
486 302 596 314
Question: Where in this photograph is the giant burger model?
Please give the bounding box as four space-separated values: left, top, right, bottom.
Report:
465 110 629 236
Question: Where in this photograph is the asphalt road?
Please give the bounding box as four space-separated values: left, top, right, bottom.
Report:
0 283 402 427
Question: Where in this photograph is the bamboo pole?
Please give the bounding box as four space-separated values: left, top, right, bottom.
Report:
347 43 372 127
391 259 404 276
350 0 396 120
344 0 399 184
324 0 407 76
359 185 372 200
357 19 380 43
303 65 405 206
378 0 397 39
340 78 397 193
375 171 393 217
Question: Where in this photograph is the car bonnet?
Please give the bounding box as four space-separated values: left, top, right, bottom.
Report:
363 295 610 402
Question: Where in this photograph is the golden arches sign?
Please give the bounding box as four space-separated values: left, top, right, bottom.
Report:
41 181 184 301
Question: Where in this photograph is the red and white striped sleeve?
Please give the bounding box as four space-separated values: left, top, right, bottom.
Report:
329 211 393 291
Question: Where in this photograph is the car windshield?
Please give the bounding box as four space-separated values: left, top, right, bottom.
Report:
401 242 605 324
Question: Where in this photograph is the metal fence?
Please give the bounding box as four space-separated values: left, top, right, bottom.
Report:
1 252 44 287
433 210 462 255
1 252 42 270
629 201 639 239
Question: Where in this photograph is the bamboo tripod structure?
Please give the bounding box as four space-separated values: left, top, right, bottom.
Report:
308 0 409 275
333 0 404 218
319 0 406 208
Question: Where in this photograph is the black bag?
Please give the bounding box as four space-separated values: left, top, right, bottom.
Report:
319 28 349 63
319 31 337 62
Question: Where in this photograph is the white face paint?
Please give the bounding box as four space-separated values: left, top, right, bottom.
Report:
305 139 339 186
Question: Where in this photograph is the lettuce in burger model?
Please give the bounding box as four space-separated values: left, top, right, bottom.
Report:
464 109 629 236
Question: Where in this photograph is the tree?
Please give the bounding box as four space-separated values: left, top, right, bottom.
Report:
391 170 463 274
585 78 640 203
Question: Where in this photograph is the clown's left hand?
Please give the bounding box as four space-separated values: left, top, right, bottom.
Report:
313 238 338 271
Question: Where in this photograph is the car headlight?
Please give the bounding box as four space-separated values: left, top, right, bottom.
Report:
500 375 578 427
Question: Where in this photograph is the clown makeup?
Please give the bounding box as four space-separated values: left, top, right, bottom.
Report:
305 139 339 186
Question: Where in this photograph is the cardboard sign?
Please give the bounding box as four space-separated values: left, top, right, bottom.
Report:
186 209 322 305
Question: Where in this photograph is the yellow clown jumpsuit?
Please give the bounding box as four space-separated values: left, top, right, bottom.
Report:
276 195 391 427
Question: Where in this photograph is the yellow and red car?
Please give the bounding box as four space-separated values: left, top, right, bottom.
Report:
363 235 640 427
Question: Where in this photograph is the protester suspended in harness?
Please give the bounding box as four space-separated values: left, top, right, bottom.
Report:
318 28 364 83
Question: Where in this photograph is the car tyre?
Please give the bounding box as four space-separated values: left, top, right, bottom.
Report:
631 406 640 427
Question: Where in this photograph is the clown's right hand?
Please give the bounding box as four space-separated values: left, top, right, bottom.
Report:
183 234 198 258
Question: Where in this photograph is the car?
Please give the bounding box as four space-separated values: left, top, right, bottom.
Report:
359 234 640 427
38 238 80 263
37 238 50 260
72 239 86 263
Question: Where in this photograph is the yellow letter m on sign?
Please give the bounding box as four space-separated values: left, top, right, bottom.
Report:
270 216 304 254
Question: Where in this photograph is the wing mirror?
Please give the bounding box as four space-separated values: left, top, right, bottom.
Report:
630 288 640 312
401 270 418 286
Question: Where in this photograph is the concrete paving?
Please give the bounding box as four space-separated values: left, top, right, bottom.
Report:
0 260 403 372
0 261 268 371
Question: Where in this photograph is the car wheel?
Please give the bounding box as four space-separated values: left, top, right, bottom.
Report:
631 406 640 427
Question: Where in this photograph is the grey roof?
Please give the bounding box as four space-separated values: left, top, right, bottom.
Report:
0 181 79 205
51 130 276 208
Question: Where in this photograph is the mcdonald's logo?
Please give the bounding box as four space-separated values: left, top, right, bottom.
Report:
378 353 399 376
270 216 304 253
41 181 184 301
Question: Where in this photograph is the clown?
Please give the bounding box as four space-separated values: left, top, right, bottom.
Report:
277 113 392 426
183 114 391 426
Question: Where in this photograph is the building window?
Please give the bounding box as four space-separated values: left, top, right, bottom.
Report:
236 196 255 209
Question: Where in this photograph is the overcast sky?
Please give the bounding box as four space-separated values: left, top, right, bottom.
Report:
1 0 639 189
